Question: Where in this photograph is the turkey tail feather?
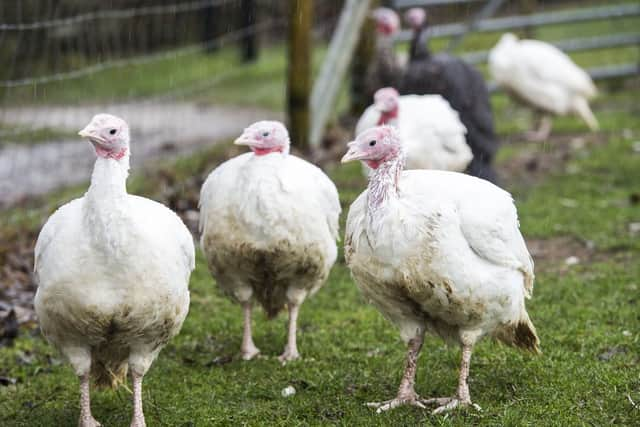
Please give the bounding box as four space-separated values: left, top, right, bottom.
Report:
494 311 541 355
573 97 599 131
91 359 128 389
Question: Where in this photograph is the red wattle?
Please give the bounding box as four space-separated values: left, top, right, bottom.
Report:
366 160 382 169
377 108 398 125
253 147 283 156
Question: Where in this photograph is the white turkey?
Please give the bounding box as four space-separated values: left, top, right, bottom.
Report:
199 120 340 363
489 32 599 141
34 114 195 427
355 87 471 173
342 125 539 414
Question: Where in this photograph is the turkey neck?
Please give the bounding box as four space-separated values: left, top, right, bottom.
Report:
366 152 404 220
87 156 130 202
410 26 431 62
84 156 131 249
376 36 398 72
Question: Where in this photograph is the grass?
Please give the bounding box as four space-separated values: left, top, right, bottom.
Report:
0 42 334 113
0 45 286 110
1 78 639 426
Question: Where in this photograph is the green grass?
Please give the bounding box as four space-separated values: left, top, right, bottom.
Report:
1 80 639 425
0 45 287 110
0 42 333 113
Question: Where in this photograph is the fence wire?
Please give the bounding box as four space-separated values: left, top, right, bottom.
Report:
0 0 234 31
0 5 340 207
0 19 284 88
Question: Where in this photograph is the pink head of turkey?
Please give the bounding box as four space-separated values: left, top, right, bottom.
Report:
374 87 400 113
374 87 400 125
235 120 290 156
79 114 130 160
342 125 403 170
372 7 400 36
404 8 427 30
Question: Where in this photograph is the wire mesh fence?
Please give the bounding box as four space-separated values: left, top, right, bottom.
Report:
0 1 341 207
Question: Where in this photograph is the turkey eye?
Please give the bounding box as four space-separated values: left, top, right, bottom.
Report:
369 140 377 146
262 132 269 137
109 129 117 135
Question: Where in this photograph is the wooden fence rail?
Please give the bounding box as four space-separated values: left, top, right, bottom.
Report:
463 33 640 65
396 3 640 40
394 0 481 7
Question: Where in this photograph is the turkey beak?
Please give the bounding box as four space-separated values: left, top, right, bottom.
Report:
78 123 107 144
341 142 364 163
78 124 97 139
234 133 255 146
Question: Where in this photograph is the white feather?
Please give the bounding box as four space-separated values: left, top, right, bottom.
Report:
34 156 194 379
355 95 472 172
345 169 535 345
199 151 340 311
489 33 598 130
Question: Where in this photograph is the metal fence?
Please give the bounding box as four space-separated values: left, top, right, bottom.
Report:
394 2 640 82
307 1 639 147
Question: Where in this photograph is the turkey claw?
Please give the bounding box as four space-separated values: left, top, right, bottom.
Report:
241 346 261 361
423 396 482 414
366 395 427 413
278 348 300 364
79 416 101 427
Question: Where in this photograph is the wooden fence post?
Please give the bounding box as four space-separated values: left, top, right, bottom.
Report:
287 0 312 151
202 1 219 53
240 0 258 62
350 0 378 115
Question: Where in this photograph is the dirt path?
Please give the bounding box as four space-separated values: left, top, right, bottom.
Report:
0 102 281 207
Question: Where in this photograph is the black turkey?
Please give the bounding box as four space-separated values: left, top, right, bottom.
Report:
401 8 500 184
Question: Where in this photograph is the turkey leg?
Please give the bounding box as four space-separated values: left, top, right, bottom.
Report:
278 302 301 363
78 373 101 427
241 301 260 360
366 331 428 413
130 372 146 427
526 114 553 142
422 344 482 414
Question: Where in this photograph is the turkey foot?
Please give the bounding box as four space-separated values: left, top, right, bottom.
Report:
366 391 428 413
423 396 482 414
241 343 261 361
426 344 480 415
367 334 426 413
278 346 300 364
79 415 101 427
